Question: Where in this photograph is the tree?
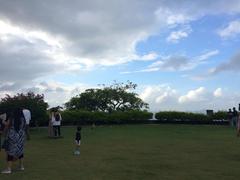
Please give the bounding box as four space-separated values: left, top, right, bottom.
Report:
0 92 49 126
65 81 148 112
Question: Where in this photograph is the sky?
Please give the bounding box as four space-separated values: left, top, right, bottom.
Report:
0 0 240 112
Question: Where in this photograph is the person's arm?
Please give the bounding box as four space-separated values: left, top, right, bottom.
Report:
2 119 10 136
59 113 62 121
51 114 55 123
29 110 31 120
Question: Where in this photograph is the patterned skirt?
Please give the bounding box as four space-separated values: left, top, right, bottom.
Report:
5 128 25 158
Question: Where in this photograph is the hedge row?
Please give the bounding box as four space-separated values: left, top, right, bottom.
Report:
61 110 153 125
36 110 228 126
155 111 228 121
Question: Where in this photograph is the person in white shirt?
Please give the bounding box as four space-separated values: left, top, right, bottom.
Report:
22 109 31 140
51 111 62 137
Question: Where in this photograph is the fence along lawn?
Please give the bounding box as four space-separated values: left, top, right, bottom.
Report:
0 124 240 180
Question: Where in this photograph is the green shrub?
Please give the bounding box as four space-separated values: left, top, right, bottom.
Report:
155 111 208 121
61 110 152 125
211 111 227 120
155 111 227 121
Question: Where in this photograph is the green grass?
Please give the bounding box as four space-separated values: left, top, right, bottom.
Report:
1 124 240 180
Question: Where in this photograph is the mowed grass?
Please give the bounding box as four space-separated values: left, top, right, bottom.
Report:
1 124 240 180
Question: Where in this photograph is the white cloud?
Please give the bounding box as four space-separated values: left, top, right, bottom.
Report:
218 20 240 39
0 81 93 108
156 92 172 103
177 86 228 111
178 87 207 103
214 88 222 97
167 14 193 25
196 50 219 61
166 26 192 43
139 85 178 111
139 85 234 112
155 8 193 27
135 52 159 61
167 30 189 43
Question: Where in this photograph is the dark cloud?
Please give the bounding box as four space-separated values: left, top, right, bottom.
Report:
211 51 240 74
0 82 21 91
161 56 189 71
0 34 61 85
0 0 238 62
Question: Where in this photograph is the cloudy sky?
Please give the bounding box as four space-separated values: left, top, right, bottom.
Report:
0 0 240 112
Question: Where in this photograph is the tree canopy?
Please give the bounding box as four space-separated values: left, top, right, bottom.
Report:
0 92 49 126
65 81 148 112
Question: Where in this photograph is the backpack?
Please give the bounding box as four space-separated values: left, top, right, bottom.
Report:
55 113 60 121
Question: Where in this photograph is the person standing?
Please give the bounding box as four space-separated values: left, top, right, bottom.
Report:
52 111 62 137
1 108 26 174
74 126 81 155
22 108 31 140
232 107 238 128
227 109 233 127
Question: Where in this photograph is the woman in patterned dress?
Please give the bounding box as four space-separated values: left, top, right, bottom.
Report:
1 108 26 174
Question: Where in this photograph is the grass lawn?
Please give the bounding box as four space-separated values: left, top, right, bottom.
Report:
0 124 240 180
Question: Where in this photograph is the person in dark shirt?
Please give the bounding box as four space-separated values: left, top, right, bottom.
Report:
74 126 81 155
227 109 233 126
233 107 238 128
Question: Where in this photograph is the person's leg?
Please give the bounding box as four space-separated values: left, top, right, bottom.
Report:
25 125 30 140
51 125 54 137
19 154 24 170
58 126 61 137
75 141 80 151
7 155 13 170
74 140 79 154
237 120 240 137
230 118 233 126
233 117 236 127
53 126 57 137
75 144 78 154
0 135 1 152
48 122 53 137
1 155 13 173
5 161 12 172
235 117 238 128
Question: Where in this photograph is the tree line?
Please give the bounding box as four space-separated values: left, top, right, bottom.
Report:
0 81 149 126
0 81 228 126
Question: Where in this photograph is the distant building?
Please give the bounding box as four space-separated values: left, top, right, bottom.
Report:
206 110 214 116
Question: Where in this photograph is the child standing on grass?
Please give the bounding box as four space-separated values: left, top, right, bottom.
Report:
74 126 81 155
